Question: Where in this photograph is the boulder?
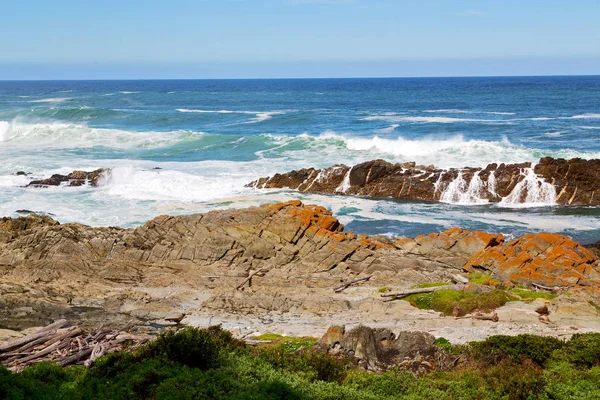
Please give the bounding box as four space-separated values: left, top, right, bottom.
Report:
313 325 437 372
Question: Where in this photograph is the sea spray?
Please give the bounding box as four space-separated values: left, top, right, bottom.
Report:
501 168 556 206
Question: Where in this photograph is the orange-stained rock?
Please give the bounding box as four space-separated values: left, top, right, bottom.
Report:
464 232 599 287
394 228 505 268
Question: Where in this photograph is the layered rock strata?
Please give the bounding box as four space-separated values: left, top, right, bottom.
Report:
0 201 599 340
248 157 600 206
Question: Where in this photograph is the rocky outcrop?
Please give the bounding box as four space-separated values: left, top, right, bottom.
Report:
248 157 600 206
26 169 107 188
313 325 438 372
464 233 600 288
0 201 599 340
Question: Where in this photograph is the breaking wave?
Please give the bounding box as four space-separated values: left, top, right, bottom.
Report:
176 109 285 123
0 120 199 149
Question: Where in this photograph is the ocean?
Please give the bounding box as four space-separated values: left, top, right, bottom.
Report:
0 77 599 242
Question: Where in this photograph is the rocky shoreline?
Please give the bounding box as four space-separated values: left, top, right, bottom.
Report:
249 157 600 206
1 200 599 345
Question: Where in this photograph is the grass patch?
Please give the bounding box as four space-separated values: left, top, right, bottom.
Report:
467 272 501 286
377 287 390 293
252 333 318 352
415 282 449 288
509 288 557 301
404 289 517 316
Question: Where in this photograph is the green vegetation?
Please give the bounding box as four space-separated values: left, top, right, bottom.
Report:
509 288 557 301
403 289 514 316
467 272 501 286
400 279 557 316
252 333 318 352
2 327 600 399
415 282 449 288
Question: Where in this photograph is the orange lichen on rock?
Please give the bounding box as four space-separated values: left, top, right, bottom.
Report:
464 232 599 287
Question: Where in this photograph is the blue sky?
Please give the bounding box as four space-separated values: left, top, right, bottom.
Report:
1 0 599 79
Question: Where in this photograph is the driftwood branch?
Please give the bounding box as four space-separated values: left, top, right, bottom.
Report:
0 320 152 371
236 269 269 290
449 274 469 285
381 284 465 298
334 276 372 293
531 282 565 293
0 319 67 352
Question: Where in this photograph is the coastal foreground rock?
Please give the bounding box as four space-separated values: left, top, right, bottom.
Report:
248 157 600 206
1 201 599 344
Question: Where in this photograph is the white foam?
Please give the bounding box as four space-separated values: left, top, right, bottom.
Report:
255 131 600 169
176 108 284 123
28 98 70 103
119 91 140 94
363 115 494 123
563 114 600 119
0 121 9 142
440 171 488 205
375 124 399 133
335 167 352 193
424 109 516 115
0 120 197 149
578 126 600 130
500 168 556 207
544 132 561 137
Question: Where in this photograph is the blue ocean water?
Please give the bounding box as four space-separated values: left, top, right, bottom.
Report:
0 77 598 242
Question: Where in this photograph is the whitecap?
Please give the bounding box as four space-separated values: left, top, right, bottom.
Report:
562 113 600 119
362 115 507 124
119 91 140 94
28 98 70 103
176 108 285 123
0 120 201 149
544 132 561 137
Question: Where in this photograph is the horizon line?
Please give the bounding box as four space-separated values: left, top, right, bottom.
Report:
2 73 600 82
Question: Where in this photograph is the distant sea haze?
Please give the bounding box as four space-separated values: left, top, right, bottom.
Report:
0 77 599 242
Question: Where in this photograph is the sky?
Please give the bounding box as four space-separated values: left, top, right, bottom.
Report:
1 0 599 79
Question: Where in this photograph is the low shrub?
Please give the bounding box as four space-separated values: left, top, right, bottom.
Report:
468 334 564 366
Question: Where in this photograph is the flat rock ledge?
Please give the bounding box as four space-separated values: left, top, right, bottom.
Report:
248 157 600 206
0 201 599 343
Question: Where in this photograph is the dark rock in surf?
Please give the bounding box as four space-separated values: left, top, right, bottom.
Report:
26 168 108 188
248 157 600 206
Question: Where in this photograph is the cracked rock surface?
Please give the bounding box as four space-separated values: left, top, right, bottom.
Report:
1 200 599 343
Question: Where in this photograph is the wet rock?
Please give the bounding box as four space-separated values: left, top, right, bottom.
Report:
249 157 600 206
27 168 108 188
14 171 29 176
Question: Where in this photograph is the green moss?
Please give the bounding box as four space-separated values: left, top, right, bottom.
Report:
589 301 600 313
377 287 390 293
252 333 318 352
509 288 557 301
415 282 449 288
467 272 501 285
404 289 517 316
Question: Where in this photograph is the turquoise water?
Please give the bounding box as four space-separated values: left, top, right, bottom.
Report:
0 77 599 241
